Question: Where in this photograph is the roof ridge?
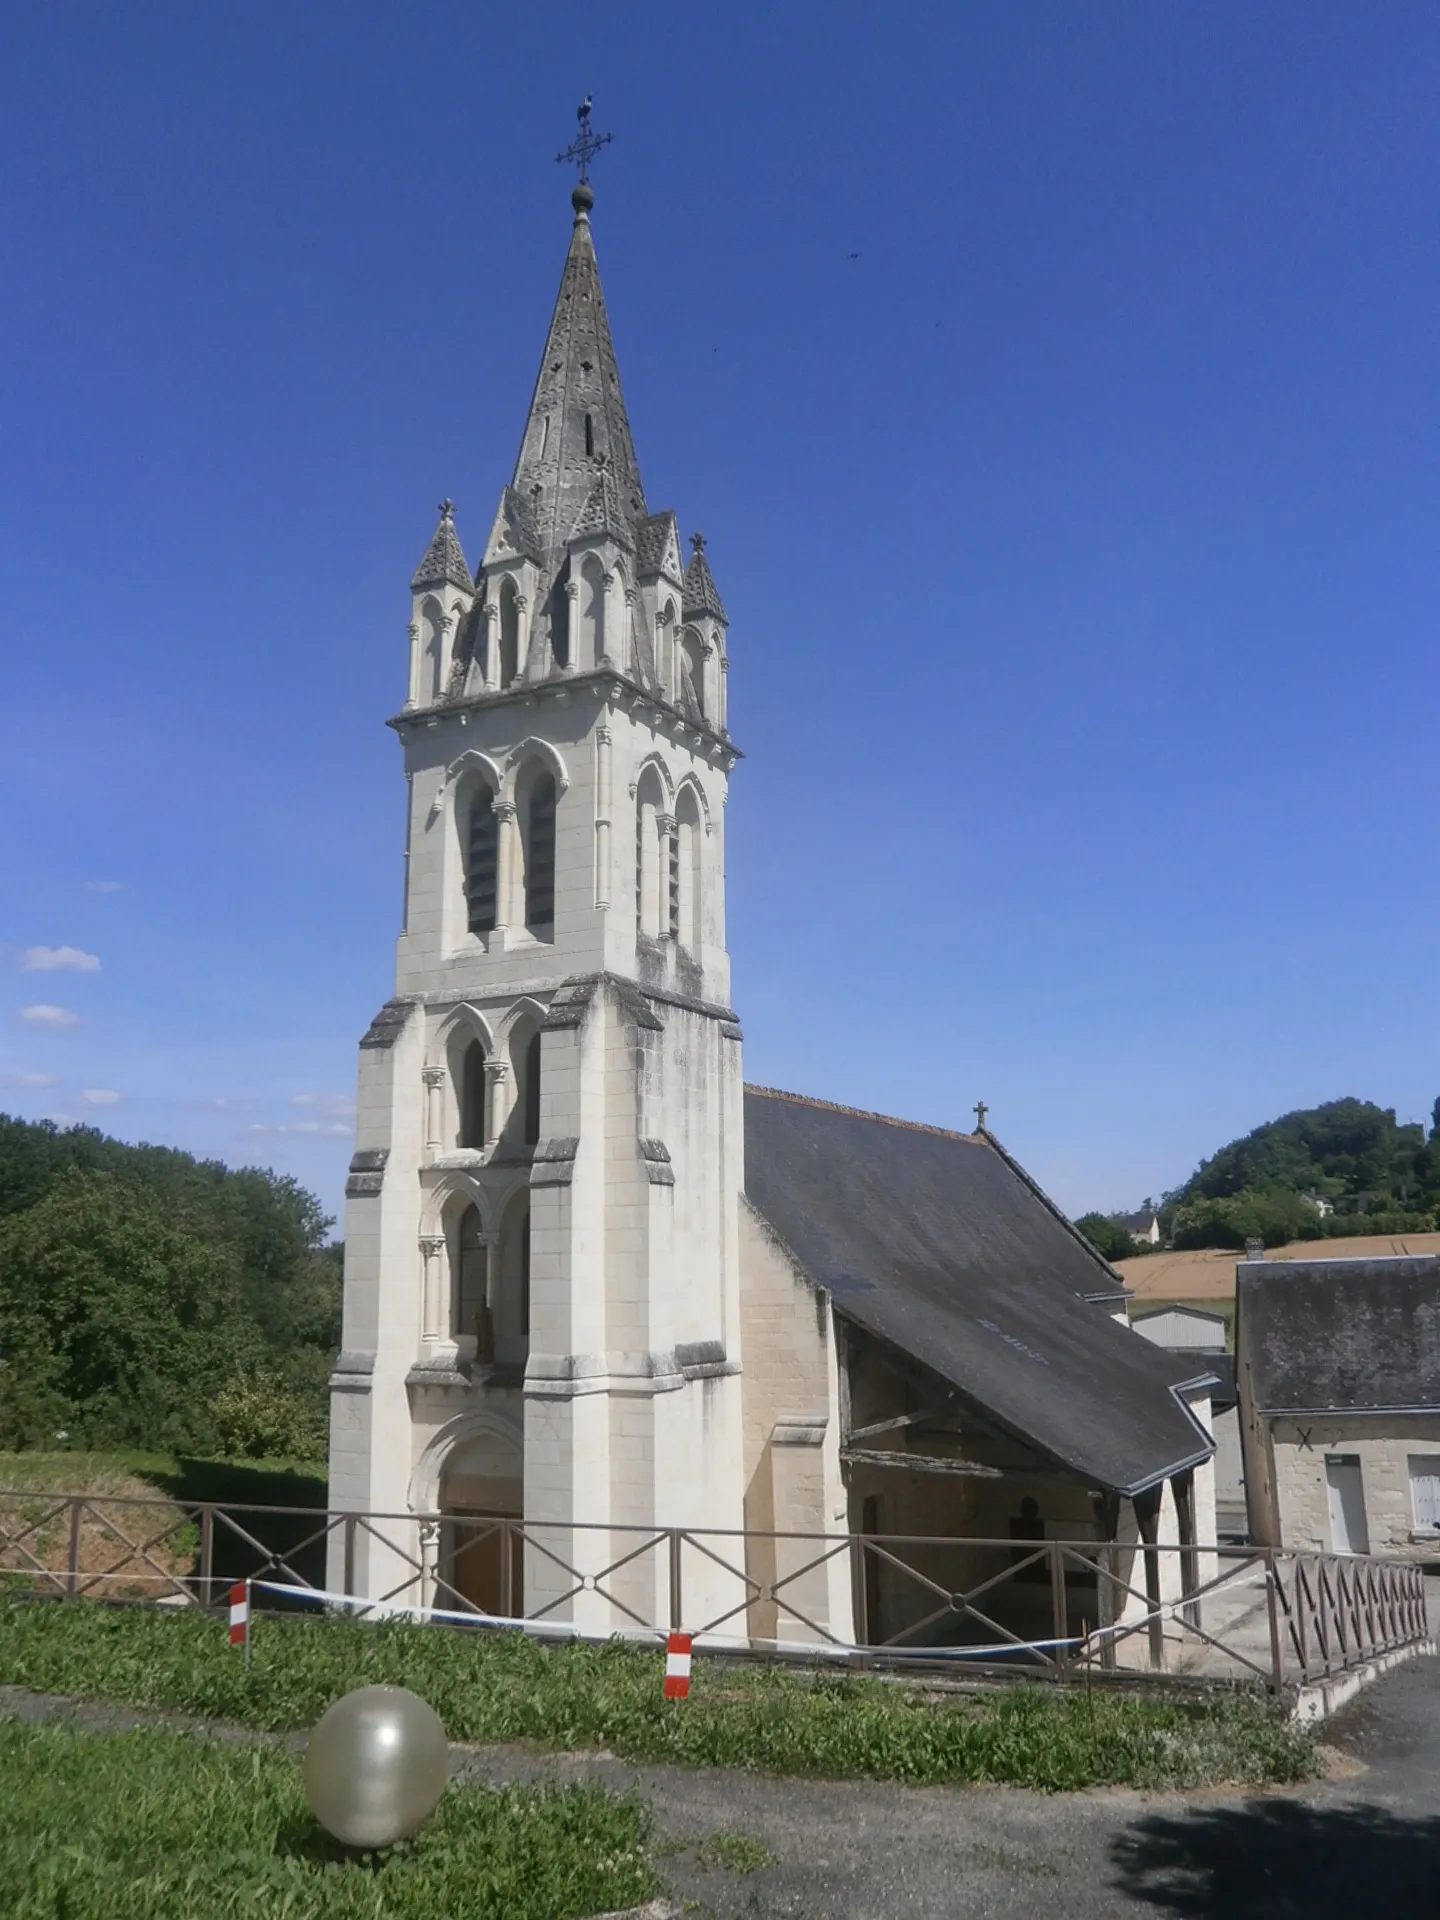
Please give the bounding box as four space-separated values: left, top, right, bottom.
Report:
743 1084 983 1144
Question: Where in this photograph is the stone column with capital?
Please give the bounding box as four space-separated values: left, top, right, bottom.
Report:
419 1235 448 1347
599 571 619 669
483 1058 511 1150
421 1065 446 1154
481 602 499 691
563 579 580 673
594 724 612 911
493 800 517 943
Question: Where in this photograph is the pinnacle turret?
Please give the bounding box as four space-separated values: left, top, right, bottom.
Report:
682 532 727 624
410 500 474 594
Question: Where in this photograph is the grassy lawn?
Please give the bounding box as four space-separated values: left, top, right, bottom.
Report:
0 1597 1318 1793
0 1717 655 1919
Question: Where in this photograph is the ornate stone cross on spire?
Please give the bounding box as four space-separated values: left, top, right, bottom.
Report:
974 1100 989 1131
439 497 455 520
556 97 613 187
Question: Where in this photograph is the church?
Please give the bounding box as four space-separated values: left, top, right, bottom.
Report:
327 155 1218 1654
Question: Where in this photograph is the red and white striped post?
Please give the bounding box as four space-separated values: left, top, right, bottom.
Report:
229 1581 251 1665
663 1631 692 1701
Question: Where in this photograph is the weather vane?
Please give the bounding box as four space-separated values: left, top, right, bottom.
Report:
556 96 613 186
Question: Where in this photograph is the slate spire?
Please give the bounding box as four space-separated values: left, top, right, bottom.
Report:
510 184 647 558
410 498 474 593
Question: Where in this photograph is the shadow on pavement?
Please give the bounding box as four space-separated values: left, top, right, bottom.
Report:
1111 1800 1440 1918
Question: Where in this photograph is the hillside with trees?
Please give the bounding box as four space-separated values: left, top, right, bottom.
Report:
1078 1098 1440 1257
0 1114 339 1458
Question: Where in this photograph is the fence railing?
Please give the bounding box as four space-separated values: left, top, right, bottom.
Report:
0 1489 1429 1694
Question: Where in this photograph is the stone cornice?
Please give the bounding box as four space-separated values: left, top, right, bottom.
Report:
391 668 742 766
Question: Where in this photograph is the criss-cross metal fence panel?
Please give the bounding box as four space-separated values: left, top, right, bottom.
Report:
1 1491 1429 1693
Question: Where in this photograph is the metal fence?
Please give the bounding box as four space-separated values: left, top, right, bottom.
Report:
0 1489 1429 1695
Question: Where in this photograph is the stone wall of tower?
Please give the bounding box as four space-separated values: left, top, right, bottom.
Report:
329 652 746 1615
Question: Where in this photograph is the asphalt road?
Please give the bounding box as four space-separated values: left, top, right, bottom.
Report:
450 1652 1440 1918
8 1653 1440 1918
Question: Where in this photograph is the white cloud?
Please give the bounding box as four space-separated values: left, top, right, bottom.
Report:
20 1005 79 1029
86 880 126 895
246 1120 353 1139
292 1093 356 1117
82 1088 121 1106
23 946 100 973
0 1071 56 1088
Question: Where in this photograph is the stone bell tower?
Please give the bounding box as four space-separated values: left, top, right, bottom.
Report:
328 144 747 1623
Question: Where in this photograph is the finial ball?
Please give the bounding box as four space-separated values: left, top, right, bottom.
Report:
572 181 595 216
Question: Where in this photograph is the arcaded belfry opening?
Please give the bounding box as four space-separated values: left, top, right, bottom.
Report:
515 761 557 937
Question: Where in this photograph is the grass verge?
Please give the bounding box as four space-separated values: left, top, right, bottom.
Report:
0 1716 655 1920
0 1597 1317 1792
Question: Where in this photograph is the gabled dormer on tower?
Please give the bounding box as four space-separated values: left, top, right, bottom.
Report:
407 501 476 709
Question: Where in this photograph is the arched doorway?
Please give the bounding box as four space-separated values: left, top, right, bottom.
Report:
439 1424 523 1617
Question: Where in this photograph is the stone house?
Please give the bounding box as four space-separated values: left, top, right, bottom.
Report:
1237 1254 1440 1558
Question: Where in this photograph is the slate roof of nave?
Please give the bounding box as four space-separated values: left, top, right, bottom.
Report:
742 1087 1216 1497
411 505 474 594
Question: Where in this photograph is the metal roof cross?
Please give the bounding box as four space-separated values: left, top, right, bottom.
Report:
556 97 613 186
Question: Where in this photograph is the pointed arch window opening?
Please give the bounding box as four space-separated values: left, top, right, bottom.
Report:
498 580 520 687
459 1038 487 1150
584 413 595 457
454 1204 493 1358
524 774 557 932
422 597 446 703
549 573 571 670
466 787 499 936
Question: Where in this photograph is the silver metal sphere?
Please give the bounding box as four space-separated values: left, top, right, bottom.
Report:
304 1684 449 1850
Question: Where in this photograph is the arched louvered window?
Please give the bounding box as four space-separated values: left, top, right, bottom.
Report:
459 1039 487 1149
466 787 498 935
525 774 556 930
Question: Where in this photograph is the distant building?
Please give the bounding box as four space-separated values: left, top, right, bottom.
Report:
1301 1191 1335 1219
1237 1255 1440 1558
1118 1209 1162 1247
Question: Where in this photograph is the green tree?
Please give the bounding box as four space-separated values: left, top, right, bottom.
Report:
0 1171 260 1453
1074 1213 1138 1262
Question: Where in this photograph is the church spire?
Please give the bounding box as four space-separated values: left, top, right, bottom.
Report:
509 159 646 561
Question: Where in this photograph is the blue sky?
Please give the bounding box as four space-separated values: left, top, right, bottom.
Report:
1 3 1437 1228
